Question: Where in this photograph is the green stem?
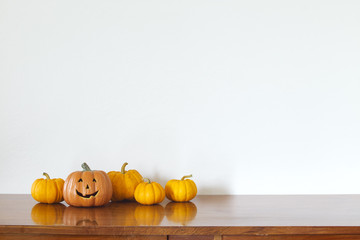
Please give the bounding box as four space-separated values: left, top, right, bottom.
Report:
43 172 50 180
81 162 92 171
143 178 151 184
121 162 128 174
181 174 193 181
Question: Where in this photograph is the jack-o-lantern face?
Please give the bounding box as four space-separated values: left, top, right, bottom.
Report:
63 163 112 207
74 174 99 199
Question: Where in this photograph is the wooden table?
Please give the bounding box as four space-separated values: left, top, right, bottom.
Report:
1 194 360 240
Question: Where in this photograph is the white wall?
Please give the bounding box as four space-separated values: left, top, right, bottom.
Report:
1 0 359 194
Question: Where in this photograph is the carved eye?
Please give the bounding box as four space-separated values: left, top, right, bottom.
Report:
93 179 96 182
78 178 83 182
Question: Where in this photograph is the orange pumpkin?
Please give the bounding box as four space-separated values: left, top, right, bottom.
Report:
31 203 66 225
134 178 165 205
107 162 143 201
165 202 197 226
165 174 197 202
134 204 165 226
63 163 112 207
31 172 64 204
63 205 112 226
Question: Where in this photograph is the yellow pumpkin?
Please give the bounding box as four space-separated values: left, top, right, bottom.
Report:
165 202 197 226
31 203 66 225
31 172 64 204
165 174 197 202
134 178 165 205
134 204 165 226
107 162 143 201
63 163 112 207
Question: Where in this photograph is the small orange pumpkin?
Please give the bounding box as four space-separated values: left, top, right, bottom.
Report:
165 174 197 202
107 162 143 201
134 178 165 205
31 203 66 225
165 202 197 226
63 163 112 207
31 172 64 204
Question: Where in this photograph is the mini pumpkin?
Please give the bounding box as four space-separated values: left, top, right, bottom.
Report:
134 178 165 205
63 163 112 207
107 162 143 201
165 174 197 202
134 204 165 226
31 172 64 204
165 202 197 226
31 203 66 225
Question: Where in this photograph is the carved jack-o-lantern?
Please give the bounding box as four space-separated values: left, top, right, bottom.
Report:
63 163 112 207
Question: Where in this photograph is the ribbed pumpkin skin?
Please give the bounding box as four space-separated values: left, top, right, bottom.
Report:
31 173 64 204
107 163 143 201
63 163 112 207
134 180 165 205
165 176 197 202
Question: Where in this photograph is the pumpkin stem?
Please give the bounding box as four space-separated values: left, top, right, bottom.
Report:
121 162 128 174
181 174 193 181
81 162 92 171
143 178 151 184
43 172 50 180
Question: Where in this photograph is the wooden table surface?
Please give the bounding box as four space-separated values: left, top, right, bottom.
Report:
1 194 360 239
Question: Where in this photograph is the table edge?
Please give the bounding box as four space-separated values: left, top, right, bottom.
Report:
2 226 360 236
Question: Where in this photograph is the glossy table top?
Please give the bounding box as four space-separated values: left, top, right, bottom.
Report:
1 194 360 236
1 194 360 226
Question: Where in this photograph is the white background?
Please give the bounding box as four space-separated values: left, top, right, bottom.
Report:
1 0 359 194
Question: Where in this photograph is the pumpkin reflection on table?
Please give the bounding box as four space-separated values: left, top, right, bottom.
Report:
62 202 166 226
62 202 168 227
165 202 198 226
30 201 198 226
63 205 113 226
31 203 66 225
134 204 165 226
107 201 139 226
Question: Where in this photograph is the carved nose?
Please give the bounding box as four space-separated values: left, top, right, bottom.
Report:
86 184 89 189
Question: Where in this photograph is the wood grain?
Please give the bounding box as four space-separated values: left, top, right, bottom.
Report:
2 194 360 237
0 234 166 240
169 236 214 240
223 236 360 240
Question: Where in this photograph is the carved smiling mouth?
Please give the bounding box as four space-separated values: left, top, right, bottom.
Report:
76 190 99 198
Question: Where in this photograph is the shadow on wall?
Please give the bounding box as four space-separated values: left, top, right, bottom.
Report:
198 185 231 195
144 171 168 189
140 170 231 195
